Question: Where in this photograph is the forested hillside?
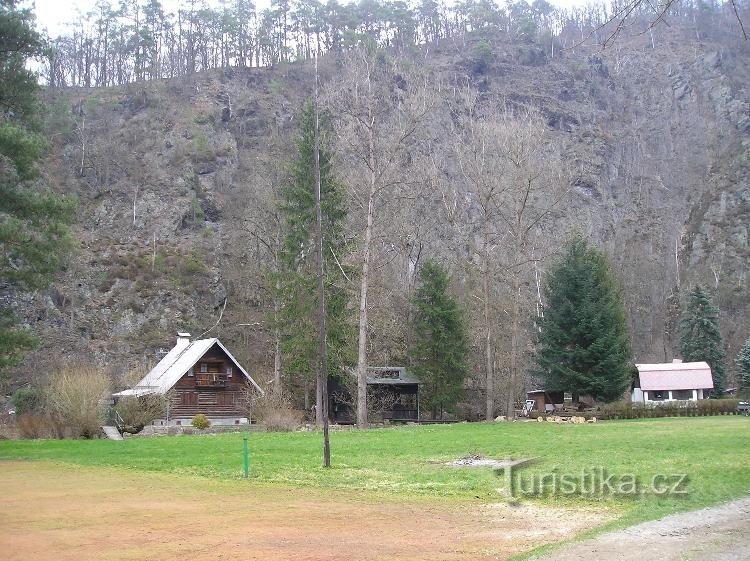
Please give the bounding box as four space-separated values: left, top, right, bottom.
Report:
6 0 749 417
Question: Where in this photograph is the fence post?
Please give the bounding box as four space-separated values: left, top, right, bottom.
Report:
243 436 249 478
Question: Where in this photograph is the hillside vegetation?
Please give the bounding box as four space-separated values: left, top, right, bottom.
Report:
6 15 750 415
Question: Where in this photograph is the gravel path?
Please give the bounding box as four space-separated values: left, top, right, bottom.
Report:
534 497 750 561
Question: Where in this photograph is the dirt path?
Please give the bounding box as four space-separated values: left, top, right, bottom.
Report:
533 497 750 561
0 461 608 561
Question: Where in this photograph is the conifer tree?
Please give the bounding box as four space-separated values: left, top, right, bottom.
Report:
680 286 726 396
277 102 351 417
410 260 468 418
736 337 750 397
1 1 75 382
534 236 631 402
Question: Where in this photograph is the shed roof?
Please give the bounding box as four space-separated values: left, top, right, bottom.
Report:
636 361 713 391
113 338 262 397
365 366 422 385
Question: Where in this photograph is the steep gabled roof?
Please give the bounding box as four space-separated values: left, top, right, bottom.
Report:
636 361 713 391
114 338 262 397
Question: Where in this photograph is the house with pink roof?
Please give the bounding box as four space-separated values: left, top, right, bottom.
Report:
632 359 714 403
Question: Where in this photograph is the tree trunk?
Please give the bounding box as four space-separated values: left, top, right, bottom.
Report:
273 326 281 389
314 55 330 465
483 217 494 421
356 185 374 428
355 68 376 429
506 273 520 419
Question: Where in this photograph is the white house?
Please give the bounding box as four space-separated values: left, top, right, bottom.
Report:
632 359 714 403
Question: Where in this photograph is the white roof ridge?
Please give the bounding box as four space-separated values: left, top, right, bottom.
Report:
116 337 261 396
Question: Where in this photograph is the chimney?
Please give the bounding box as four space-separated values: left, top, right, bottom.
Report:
176 332 191 350
672 358 682 364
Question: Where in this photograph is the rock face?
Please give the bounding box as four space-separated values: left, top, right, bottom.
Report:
7 31 749 400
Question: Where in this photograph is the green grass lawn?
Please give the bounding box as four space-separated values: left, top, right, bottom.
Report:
1 417 748 527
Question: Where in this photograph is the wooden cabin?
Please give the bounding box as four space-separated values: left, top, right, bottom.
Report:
331 366 422 424
113 333 262 426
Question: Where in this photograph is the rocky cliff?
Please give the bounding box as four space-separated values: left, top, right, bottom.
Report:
8 28 749 402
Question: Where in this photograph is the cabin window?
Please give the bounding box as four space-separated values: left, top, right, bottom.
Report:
226 366 233 377
673 389 693 400
188 368 194 377
200 363 208 373
650 390 666 401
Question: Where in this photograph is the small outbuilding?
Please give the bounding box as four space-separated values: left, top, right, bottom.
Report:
113 332 262 426
331 366 422 423
632 359 713 403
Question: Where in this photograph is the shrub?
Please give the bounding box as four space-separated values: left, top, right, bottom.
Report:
599 399 740 420
16 413 65 439
113 394 167 434
470 41 495 74
191 413 210 430
12 386 42 415
251 390 301 432
45 365 111 438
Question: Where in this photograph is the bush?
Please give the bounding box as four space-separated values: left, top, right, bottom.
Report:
16 413 65 439
470 41 495 74
251 391 301 432
191 413 210 430
12 386 42 415
599 399 740 420
113 394 168 434
45 365 111 438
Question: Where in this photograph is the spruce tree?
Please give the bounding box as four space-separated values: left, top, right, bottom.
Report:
410 260 468 418
680 286 726 396
534 236 631 402
277 102 351 400
1 1 75 382
736 337 750 397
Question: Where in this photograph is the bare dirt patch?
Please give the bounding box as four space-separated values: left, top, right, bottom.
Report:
532 497 750 561
0 461 609 561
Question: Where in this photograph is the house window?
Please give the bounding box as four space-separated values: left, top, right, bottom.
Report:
650 390 666 401
226 366 233 377
200 363 208 373
188 368 194 377
673 389 693 400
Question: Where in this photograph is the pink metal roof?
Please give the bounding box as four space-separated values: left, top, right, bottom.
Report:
636 361 713 391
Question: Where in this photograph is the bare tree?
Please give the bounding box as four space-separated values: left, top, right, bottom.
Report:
451 95 568 420
327 45 433 427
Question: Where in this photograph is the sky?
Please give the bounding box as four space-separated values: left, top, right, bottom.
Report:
30 0 592 37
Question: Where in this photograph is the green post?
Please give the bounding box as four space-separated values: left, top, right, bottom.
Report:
243 436 249 478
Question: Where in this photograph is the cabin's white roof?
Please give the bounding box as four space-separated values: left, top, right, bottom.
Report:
113 337 261 397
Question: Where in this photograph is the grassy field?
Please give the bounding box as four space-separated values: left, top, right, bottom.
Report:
1 417 748 528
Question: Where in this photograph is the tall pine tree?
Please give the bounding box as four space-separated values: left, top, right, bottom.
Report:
680 286 726 396
276 102 351 412
736 337 750 398
534 236 631 402
410 260 468 418
1 1 75 382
